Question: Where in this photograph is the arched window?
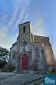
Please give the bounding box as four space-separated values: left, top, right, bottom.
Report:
23 26 26 33
35 48 39 57
12 51 16 59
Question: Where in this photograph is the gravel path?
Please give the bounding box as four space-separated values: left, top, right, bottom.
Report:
0 72 43 85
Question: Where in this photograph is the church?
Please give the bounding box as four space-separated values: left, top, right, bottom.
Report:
9 21 54 73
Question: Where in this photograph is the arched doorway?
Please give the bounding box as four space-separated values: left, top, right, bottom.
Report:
22 54 28 69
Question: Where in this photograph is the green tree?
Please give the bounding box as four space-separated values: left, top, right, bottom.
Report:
0 60 7 69
0 47 9 54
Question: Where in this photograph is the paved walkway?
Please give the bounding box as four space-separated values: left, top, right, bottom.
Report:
0 72 43 85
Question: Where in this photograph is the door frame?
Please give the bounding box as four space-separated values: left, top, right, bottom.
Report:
22 54 28 69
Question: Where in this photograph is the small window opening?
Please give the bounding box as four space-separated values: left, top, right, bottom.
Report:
35 48 39 57
23 26 26 33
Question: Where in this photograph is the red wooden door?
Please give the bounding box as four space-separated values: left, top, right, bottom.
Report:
22 54 28 69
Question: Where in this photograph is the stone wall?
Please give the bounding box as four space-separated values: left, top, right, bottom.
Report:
9 44 17 66
34 35 54 66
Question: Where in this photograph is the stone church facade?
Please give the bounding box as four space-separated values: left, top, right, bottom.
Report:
9 21 54 73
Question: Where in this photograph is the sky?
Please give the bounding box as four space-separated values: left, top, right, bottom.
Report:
0 0 56 58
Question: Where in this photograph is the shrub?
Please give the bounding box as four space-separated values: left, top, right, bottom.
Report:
0 60 7 69
10 66 15 72
8 64 15 72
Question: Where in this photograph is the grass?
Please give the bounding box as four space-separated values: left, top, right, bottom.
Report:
22 77 43 85
34 80 43 85
49 71 56 74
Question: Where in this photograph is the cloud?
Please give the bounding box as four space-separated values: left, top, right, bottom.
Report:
0 26 8 39
0 15 8 20
8 0 31 27
23 13 29 22
14 7 26 26
33 19 43 29
0 15 8 25
8 7 18 26
33 19 46 36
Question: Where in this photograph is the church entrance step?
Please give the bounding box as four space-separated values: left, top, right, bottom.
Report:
17 70 29 74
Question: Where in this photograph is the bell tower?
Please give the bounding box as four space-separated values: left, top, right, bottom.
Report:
18 21 34 53
19 21 33 42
